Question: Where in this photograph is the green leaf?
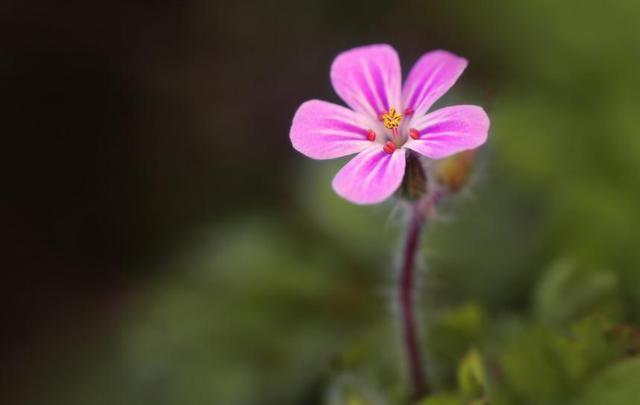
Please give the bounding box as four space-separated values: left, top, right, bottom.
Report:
427 303 487 388
533 259 620 326
491 317 628 404
458 349 487 400
325 374 385 405
417 393 462 405
579 358 640 405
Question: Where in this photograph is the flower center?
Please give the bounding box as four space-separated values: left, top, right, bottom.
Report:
380 108 403 130
369 107 421 154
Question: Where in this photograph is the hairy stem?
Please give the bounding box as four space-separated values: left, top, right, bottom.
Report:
399 202 429 401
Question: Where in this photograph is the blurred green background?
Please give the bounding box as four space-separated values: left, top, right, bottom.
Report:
4 0 640 404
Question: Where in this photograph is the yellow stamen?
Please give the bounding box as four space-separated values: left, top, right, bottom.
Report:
381 108 403 129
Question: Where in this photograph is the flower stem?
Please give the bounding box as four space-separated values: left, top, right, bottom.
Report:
399 202 429 401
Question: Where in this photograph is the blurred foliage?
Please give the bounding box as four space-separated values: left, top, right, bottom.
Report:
533 259 621 326
21 0 640 404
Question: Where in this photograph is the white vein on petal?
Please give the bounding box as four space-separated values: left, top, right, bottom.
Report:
360 58 384 115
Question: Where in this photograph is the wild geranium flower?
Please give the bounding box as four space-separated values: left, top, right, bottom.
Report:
290 44 490 204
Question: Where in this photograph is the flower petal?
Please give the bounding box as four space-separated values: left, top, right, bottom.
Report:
331 44 402 119
290 99 375 160
402 50 468 118
332 145 406 205
404 105 490 159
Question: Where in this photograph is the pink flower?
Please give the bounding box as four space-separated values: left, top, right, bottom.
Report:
290 44 490 205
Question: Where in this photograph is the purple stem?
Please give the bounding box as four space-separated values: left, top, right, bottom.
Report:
399 203 429 401
399 190 446 401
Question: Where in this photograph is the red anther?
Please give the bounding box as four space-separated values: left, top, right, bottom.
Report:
383 141 397 154
378 111 387 121
409 128 420 140
404 107 414 116
366 130 376 141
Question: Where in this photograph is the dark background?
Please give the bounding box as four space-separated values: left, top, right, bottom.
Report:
3 1 640 404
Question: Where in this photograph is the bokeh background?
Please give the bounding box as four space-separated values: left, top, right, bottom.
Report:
4 1 640 404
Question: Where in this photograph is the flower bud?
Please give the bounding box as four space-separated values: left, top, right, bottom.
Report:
436 150 477 192
400 151 428 201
